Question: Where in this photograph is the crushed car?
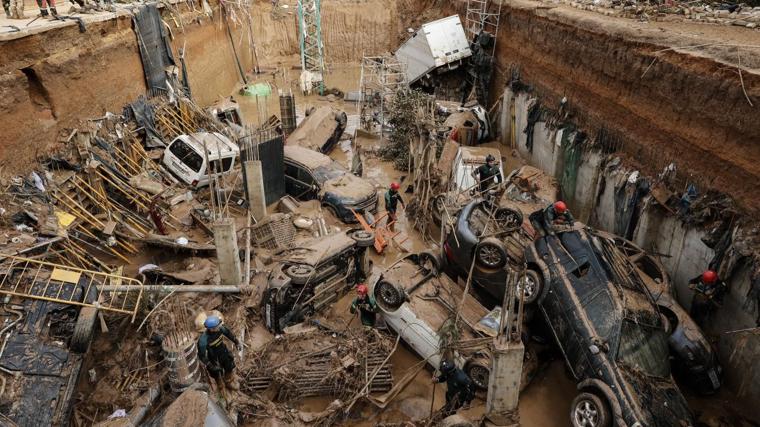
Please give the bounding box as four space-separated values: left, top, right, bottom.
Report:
372 252 537 391
286 105 347 154
262 229 375 333
442 199 533 304
162 131 240 188
609 233 722 395
523 223 695 427
284 145 378 223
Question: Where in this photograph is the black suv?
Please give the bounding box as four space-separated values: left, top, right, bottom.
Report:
262 230 374 332
524 225 694 427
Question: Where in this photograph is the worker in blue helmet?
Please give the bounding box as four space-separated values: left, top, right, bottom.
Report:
197 315 241 390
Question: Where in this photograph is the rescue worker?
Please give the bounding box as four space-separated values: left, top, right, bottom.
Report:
432 360 475 417
542 201 575 235
688 270 727 328
197 315 241 390
471 154 502 194
385 182 405 232
349 283 379 327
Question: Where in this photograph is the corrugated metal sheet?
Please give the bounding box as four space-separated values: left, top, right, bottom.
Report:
394 15 472 84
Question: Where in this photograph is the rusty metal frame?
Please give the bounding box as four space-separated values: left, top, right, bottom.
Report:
0 255 144 322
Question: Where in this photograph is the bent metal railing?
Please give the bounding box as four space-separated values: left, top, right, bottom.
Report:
0 255 144 322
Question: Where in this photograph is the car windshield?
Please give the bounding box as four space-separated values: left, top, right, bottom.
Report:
312 163 345 183
617 320 671 378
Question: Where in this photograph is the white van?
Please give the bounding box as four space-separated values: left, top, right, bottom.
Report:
162 132 240 188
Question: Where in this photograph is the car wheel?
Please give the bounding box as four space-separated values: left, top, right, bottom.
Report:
71 306 97 353
374 280 404 310
418 250 442 275
465 360 490 390
475 238 508 270
570 392 611 427
518 270 543 304
285 264 316 285
495 208 523 231
350 230 375 247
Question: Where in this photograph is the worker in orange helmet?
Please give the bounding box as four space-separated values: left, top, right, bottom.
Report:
688 269 727 328
350 284 379 327
385 182 405 232
539 200 575 236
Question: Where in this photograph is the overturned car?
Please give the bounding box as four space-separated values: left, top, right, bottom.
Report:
262 230 375 333
371 252 536 390
524 224 695 427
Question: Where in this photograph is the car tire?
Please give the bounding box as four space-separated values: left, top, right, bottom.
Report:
495 207 523 231
475 238 508 270
285 264 316 285
465 359 490 390
71 306 97 353
519 270 544 304
350 230 375 247
418 250 442 275
374 280 404 311
570 392 611 427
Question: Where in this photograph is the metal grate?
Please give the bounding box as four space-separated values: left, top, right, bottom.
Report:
0 255 144 322
250 213 297 250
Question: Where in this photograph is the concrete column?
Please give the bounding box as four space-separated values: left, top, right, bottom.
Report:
213 218 241 287
243 160 267 221
485 338 524 426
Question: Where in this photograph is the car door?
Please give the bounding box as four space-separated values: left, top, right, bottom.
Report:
285 160 305 197
296 166 318 200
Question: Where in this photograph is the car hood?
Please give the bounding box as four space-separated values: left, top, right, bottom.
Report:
619 367 695 427
320 174 376 203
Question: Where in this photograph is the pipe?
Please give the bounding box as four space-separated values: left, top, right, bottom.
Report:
97 285 247 293
127 386 160 425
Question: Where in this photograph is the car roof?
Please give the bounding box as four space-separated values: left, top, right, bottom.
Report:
284 145 334 170
176 132 240 156
459 146 501 164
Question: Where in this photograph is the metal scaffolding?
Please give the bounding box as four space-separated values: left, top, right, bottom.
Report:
465 0 503 52
357 56 408 136
297 0 326 94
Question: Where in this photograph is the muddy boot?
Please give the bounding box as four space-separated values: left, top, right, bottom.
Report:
224 372 239 391
49 6 57 16
39 8 49 16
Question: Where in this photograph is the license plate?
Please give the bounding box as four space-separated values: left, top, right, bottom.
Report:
708 369 719 388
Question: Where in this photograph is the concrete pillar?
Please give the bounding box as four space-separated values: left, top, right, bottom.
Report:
485 338 524 426
213 219 241 287
243 160 267 221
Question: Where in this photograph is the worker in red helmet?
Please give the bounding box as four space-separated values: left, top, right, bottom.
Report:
350 283 379 327
539 200 575 236
385 182 405 232
688 269 727 328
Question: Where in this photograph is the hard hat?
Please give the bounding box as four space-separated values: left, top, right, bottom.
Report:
390 182 400 191
440 360 455 373
485 154 496 163
702 270 718 284
356 284 368 295
204 315 221 329
554 201 567 214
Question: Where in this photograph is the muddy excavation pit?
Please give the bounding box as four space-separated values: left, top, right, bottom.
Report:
0 0 759 426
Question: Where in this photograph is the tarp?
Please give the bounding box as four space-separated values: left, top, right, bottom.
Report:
132 4 176 92
242 136 285 205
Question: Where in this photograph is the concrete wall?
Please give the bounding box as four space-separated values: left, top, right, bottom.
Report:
499 85 760 412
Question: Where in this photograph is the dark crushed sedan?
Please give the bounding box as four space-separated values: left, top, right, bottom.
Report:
442 199 534 304
284 145 378 223
524 225 695 427
609 234 722 395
